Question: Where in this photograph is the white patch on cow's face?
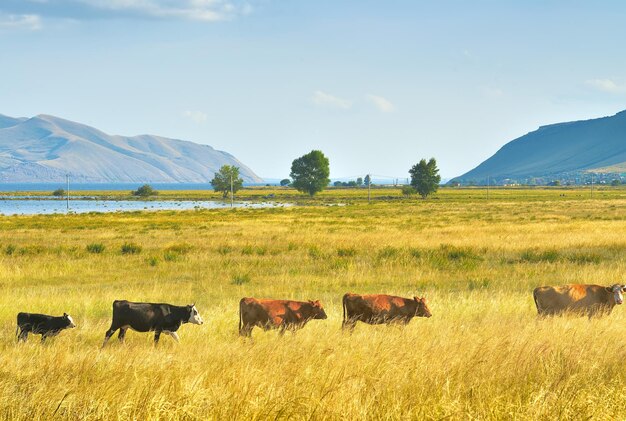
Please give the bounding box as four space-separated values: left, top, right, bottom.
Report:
188 305 204 325
612 285 624 305
66 315 76 328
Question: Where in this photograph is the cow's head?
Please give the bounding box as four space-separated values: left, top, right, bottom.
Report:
606 285 625 305
63 313 76 328
413 297 432 318
308 300 328 320
187 304 204 325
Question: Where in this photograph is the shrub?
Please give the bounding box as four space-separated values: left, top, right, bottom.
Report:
377 246 400 260
520 249 560 263
308 246 322 259
147 256 160 266
131 184 158 197
337 247 357 257
121 242 142 255
86 243 105 254
217 246 233 255
5 244 16 255
165 243 193 255
231 273 251 285
52 188 65 197
401 185 416 197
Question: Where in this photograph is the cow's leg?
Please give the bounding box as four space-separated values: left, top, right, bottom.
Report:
41 334 47 344
279 325 287 336
102 326 118 348
154 331 162 345
239 323 253 338
18 329 29 342
166 332 180 343
118 327 128 343
342 318 356 334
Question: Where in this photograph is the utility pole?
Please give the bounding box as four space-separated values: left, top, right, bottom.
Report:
66 174 70 212
230 172 234 208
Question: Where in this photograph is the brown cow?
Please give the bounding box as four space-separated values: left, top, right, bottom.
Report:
239 298 328 337
533 284 626 317
342 293 432 331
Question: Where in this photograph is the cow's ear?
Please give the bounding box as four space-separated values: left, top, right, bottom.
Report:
606 286 613 292
622 285 626 292
63 313 68 317
414 296 419 302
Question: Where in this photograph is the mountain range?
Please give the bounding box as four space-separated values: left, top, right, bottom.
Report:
0 114 262 183
454 110 626 184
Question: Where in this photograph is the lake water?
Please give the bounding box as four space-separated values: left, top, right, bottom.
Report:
0 199 289 216
0 182 274 192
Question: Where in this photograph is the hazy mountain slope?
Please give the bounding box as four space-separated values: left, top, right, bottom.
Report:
455 110 626 183
0 114 262 183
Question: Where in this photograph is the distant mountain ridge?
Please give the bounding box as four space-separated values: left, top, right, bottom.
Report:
454 110 626 184
0 114 262 183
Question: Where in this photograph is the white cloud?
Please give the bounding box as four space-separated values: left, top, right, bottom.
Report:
366 94 395 113
0 14 42 31
586 78 626 94
77 0 244 22
182 110 208 123
312 90 352 110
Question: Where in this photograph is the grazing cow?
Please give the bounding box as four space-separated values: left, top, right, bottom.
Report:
16 312 76 343
239 298 328 338
342 293 432 331
102 300 203 347
533 284 626 317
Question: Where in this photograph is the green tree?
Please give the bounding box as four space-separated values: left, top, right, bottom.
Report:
211 165 243 198
52 188 65 197
132 184 158 197
409 158 441 199
356 177 363 186
290 150 330 196
611 179 621 186
280 178 291 187
364 174 371 186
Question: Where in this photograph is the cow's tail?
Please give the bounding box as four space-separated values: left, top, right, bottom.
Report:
239 298 244 335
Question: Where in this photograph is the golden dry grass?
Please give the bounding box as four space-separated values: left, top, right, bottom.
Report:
0 188 625 419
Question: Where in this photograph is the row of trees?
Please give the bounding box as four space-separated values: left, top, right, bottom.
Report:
210 150 441 199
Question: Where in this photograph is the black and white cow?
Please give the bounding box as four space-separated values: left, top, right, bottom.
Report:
102 300 204 347
16 312 76 343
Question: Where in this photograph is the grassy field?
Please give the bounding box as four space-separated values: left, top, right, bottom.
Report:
0 188 625 419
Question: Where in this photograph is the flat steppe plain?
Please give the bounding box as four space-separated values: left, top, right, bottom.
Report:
0 187 625 420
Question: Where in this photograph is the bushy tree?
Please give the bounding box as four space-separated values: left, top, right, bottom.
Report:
364 174 371 186
52 188 65 197
290 150 330 196
409 158 441 199
211 165 243 198
280 178 291 187
356 177 363 186
132 184 158 197
611 179 621 186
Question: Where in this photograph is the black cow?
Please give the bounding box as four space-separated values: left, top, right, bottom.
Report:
16 312 76 343
102 300 204 347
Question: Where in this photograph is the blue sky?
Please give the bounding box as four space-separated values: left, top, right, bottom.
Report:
1 1 626 180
